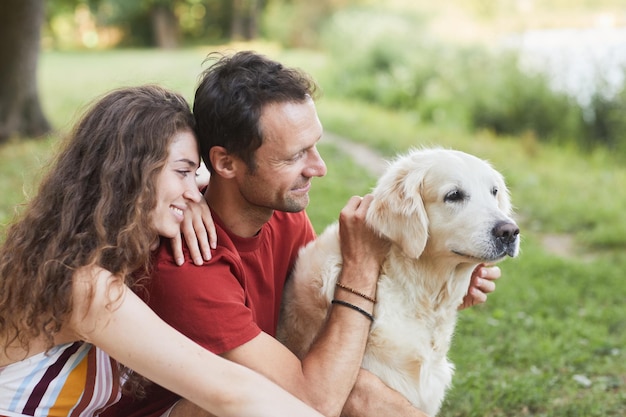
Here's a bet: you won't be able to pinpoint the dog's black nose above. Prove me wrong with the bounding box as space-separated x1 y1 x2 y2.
493 221 520 245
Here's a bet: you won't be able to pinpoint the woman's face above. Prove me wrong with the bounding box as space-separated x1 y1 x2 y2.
153 129 203 238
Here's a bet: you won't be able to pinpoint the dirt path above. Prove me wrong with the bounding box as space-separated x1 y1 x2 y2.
324 132 389 176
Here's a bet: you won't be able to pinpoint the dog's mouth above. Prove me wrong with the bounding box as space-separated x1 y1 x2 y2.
452 250 500 263
452 237 520 262
452 248 514 263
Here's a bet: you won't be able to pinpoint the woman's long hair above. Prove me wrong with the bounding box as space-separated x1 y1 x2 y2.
0 85 195 352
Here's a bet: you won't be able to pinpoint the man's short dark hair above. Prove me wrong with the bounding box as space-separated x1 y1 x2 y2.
193 50 319 172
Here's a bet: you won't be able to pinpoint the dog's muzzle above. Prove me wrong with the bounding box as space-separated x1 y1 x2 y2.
493 220 520 257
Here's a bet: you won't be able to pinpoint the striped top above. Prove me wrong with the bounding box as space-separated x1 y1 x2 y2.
0 342 121 417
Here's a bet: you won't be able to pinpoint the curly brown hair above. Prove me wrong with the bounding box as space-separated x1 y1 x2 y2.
0 85 195 354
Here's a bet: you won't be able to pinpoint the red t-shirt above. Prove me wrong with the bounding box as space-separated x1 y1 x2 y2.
103 210 316 417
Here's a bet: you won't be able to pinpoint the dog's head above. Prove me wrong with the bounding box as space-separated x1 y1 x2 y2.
366 148 519 263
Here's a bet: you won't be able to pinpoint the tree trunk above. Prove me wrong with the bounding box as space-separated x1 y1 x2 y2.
230 0 261 40
151 4 179 49
0 0 50 142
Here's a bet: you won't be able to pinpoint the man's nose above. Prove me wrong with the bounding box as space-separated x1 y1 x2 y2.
306 147 327 178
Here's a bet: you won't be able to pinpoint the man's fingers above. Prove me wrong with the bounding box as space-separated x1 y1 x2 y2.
191 218 210 264
476 277 496 294
171 233 184 266
182 217 203 266
478 265 501 281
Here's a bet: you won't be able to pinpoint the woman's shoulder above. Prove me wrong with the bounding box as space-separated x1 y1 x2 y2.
70 265 127 340
73 265 125 303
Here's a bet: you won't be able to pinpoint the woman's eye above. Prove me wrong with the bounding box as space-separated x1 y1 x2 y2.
177 170 191 177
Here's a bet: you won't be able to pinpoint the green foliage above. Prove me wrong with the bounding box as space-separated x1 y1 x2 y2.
461 50 583 141
262 0 369 48
581 87 626 155
319 7 433 110
46 0 233 47
317 7 626 157
262 0 316 48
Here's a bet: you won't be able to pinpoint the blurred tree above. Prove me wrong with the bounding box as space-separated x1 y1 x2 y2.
231 0 263 40
77 0 266 47
0 0 51 142
45 0 270 47
46 0 185 48
151 1 181 48
95 0 183 48
263 0 362 48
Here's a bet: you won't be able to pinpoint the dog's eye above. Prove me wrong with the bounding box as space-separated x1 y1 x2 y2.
491 187 498 197
444 189 466 202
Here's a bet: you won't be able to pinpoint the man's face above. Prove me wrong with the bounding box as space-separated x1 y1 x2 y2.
236 97 327 213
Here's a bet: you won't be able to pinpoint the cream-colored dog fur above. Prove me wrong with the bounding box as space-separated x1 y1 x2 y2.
278 148 520 416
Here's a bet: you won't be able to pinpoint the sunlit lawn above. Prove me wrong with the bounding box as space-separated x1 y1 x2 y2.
1 47 624 417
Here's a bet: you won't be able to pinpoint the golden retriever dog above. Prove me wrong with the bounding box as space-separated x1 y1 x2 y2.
277 148 520 416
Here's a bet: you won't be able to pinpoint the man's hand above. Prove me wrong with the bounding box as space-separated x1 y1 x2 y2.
458 264 501 310
342 369 430 417
338 195 389 281
171 196 217 266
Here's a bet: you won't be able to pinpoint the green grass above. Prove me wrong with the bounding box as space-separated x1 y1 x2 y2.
2 47 625 416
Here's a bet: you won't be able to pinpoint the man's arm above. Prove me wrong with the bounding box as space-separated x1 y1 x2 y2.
343 369 430 417
170 196 386 417
226 196 385 417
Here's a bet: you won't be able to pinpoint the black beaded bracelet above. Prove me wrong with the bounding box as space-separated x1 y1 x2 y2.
331 299 374 322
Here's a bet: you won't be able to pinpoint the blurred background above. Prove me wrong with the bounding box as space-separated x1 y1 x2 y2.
1 1 625 416
3 0 626 153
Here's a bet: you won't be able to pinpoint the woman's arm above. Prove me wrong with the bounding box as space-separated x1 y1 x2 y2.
70 267 323 417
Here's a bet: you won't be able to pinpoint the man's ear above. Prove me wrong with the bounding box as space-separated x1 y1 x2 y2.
209 146 237 178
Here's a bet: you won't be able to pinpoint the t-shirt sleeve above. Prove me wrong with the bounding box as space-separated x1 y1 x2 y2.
147 244 261 355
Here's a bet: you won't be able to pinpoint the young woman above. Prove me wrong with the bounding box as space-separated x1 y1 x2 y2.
0 85 324 417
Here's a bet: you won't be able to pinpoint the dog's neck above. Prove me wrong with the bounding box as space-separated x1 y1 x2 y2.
380 246 477 312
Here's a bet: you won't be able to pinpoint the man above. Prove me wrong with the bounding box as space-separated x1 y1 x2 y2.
107 51 500 417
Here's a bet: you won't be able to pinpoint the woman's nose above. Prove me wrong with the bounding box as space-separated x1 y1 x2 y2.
183 182 203 203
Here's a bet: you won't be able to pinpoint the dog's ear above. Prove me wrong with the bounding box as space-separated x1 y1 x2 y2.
366 161 429 259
